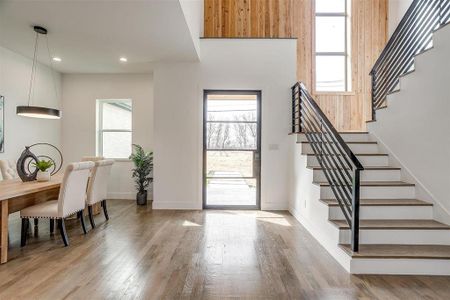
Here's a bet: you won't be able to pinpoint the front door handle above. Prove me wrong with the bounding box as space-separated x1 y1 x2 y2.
254 152 261 161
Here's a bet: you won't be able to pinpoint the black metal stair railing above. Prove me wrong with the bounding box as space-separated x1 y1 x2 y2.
370 0 450 120
292 82 364 252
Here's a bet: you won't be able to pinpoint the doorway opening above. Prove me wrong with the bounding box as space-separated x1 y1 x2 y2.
203 90 261 209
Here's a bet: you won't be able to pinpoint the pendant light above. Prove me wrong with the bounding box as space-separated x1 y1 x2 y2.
16 26 61 119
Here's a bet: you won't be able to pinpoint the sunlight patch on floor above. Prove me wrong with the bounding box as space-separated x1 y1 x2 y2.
223 210 292 226
182 220 202 227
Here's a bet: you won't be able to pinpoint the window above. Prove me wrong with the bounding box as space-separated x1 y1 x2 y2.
96 99 132 159
315 0 351 92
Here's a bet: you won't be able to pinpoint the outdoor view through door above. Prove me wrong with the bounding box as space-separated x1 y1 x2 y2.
203 91 261 209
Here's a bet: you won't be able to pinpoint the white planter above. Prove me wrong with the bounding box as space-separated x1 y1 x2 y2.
36 170 51 182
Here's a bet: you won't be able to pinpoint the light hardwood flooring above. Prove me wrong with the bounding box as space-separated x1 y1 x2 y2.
0 200 449 299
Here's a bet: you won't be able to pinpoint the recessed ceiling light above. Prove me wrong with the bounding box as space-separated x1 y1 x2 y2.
52 57 62 62
119 57 127 62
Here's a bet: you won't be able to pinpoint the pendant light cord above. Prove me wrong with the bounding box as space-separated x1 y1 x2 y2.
27 32 39 106
45 34 59 108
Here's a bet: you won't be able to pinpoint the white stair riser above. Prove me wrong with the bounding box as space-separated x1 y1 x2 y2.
350 259 450 276
302 143 380 154
307 155 389 167
320 186 415 199
329 206 433 220
313 169 401 182
339 229 450 245
297 133 374 143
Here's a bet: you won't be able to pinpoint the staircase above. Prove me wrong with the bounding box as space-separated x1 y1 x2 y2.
294 131 450 275
289 0 450 275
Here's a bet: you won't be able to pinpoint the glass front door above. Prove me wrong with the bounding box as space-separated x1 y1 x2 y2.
203 91 261 209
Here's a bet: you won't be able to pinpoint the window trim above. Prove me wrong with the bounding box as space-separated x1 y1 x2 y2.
314 0 351 93
96 99 133 159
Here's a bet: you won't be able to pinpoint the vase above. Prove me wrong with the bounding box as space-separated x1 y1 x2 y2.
136 191 147 205
36 170 51 182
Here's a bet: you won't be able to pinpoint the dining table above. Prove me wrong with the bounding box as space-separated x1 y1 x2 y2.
0 174 63 264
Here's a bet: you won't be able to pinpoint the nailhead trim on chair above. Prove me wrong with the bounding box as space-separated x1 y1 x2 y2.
20 209 84 219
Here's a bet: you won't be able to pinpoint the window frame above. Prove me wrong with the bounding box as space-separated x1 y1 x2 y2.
96 99 133 160
314 0 352 93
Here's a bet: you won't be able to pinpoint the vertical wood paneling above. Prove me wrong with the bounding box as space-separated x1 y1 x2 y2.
204 0 388 131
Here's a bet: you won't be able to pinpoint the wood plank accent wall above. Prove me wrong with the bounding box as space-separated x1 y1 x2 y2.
204 0 388 131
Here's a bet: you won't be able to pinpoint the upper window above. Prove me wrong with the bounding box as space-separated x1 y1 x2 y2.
96 99 132 159
315 0 351 92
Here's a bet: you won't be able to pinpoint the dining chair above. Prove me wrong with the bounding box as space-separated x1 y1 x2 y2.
81 156 104 162
0 159 18 180
20 161 94 247
86 160 114 228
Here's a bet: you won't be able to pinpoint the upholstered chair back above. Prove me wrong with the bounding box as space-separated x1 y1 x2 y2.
0 159 18 180
87 160 113 206
81 156 104 162
57 161 94 218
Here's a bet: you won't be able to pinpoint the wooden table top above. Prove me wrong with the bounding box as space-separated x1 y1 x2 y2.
0 174 63 201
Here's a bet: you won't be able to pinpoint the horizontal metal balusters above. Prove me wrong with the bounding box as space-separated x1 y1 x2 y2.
441 1 450 24
370 0 450 119
291 82 363 252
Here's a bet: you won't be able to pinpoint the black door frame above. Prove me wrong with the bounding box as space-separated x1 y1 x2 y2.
203 90 262 210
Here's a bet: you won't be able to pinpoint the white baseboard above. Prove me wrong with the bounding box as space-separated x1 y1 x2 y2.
107 192 153 201
152 201 202 210
261 202 289 211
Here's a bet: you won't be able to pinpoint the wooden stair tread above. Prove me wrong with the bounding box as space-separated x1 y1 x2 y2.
339 244 450 259
300 141 377 144
308 166 400 171
313 181 415 187
298 132 369 134
306 153 387 156
331 219 450 230
338 132 369 134
321 198 432 207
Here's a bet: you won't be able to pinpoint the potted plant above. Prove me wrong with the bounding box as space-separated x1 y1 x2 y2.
129 144 153 205
32 159 54 182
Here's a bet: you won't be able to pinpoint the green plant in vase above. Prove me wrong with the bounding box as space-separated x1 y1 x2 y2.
32 159 54 182
129 144 153 205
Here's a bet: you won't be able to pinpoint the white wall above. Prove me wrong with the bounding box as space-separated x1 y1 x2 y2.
61 74 153 199
153 39 297 210
0 46 61 163
388 0 413 36
368 25 450 223
179 0 203 57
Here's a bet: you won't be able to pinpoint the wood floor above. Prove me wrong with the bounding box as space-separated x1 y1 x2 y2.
0 200 449 299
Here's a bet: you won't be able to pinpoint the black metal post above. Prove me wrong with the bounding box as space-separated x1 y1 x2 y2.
298 89 303 133
291 86 296 133
351 169 361 252
371 72 377 122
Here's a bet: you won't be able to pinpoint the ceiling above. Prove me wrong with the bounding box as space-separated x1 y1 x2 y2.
0 0 200 74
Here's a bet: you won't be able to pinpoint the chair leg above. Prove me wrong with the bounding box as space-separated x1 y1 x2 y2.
50 219 55 234
21 218 29 247
78 211 87 234
88 206 95 229
102 200 109 221
57 219 69 247
34 218 39 226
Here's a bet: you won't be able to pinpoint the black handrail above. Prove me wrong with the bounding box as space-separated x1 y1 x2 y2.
370 0 450 120
292 82 363 252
